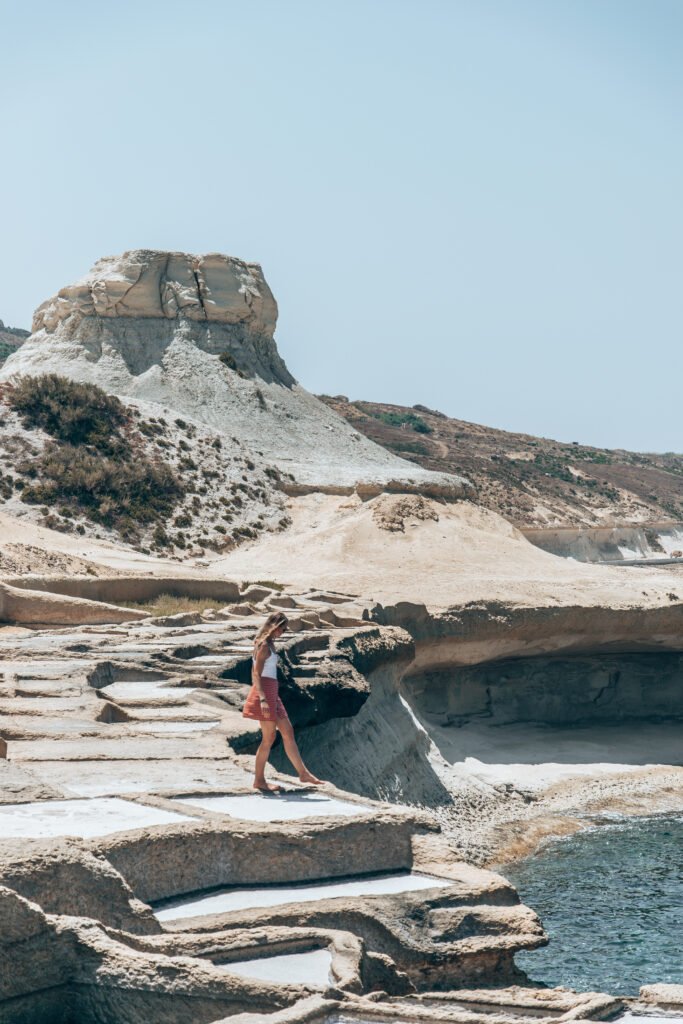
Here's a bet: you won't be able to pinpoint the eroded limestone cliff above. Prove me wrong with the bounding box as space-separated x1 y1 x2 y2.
1 251 466 498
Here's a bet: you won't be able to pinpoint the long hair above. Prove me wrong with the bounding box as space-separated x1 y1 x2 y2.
253 611 288 650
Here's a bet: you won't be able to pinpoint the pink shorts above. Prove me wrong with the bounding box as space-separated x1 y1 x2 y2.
242 676 289 722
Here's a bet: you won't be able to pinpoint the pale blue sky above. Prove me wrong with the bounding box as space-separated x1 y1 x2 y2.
2 0 682 451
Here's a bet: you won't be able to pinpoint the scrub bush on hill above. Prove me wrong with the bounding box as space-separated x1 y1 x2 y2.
19 445 183 533
354 402 433 434
9 374 185 539
9 373 128 454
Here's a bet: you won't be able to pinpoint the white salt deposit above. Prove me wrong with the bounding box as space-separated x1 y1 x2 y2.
0 797 196 839
155 872 450 921
171 791 372 821
219 948 333 987
134 721 220 734
186 656 229 664
618 1016 683 1024
101 681 196 701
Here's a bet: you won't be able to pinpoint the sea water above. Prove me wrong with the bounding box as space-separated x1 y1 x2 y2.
507 814 683 996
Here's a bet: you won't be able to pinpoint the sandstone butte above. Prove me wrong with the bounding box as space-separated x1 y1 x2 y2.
0 250 681 1024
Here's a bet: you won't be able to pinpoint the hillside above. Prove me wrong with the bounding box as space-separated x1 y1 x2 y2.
0 374 289 556
0 318 28 363
318 396 683 528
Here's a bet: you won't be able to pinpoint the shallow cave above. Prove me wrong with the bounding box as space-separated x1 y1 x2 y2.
403 651 683 767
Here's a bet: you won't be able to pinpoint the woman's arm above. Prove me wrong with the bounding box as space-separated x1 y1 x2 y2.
252 643 270 709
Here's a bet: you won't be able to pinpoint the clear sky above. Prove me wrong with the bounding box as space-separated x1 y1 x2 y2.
2 0 682 452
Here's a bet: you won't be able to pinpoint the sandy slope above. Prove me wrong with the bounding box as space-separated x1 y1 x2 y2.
211 492 683 610
3 491 681 616
0 511 200 577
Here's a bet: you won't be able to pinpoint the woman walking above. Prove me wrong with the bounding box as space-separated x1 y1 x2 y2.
242 611 324 791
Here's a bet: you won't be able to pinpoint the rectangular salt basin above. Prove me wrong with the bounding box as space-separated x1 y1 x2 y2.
155 872 451 921
618 1017 683 1024
220 948 333 987
101 681 196 701
0 797 196 839
134 722 220 734
397 999 565 1019
171 791 373 821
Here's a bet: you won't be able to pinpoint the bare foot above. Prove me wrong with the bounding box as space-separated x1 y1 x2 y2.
298 770 326 785
253 781 282 793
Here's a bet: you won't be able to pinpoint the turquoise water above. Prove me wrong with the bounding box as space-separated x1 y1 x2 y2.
507 815 683 996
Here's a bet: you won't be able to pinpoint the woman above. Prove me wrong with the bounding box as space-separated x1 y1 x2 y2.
242 611 324 791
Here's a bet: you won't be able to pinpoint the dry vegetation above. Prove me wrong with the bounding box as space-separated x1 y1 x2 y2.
0 375 290 555
8 375 186 540
319 395 683 528
117 594 228 616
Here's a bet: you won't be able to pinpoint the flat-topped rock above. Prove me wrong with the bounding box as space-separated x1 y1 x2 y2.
1 250 467 497
31 250 281 353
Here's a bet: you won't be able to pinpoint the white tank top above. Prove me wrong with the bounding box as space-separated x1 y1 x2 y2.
260 644 278 678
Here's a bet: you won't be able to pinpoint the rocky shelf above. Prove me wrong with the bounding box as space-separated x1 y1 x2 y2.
1 581 682 1023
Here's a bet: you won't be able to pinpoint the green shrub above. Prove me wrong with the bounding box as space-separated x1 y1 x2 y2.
152 525 170 547
18 443 184 534
9 374 128 454
371 409 433 434
390 439 430 457
139 421 164 438
0 472 13 499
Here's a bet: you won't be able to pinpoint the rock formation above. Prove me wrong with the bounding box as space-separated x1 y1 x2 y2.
30 251 289 384
1 251 467 498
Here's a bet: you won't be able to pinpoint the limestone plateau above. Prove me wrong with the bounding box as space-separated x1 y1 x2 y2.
1 250 683 1024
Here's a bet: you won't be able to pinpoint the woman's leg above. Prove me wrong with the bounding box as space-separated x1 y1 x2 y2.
276 717 325 785
254 720 279 791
